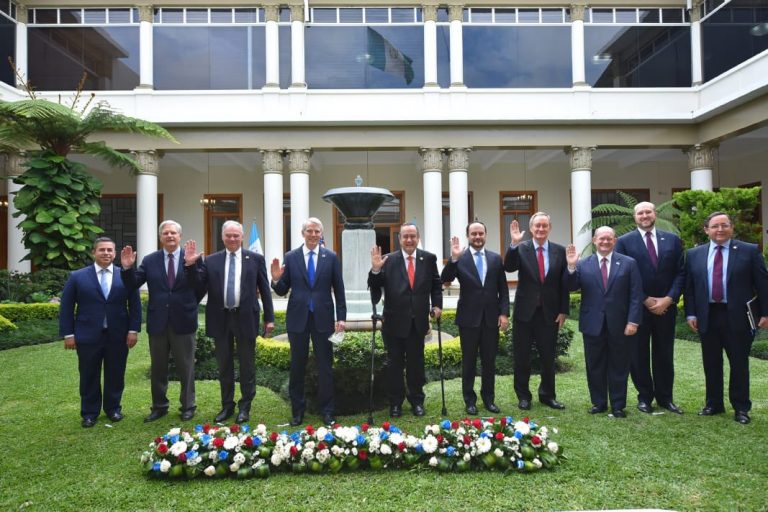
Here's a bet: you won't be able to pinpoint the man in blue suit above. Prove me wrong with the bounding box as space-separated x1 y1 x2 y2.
185 221 274 424
60 237 141 428
121 220 206 423
566 226 644 417
270 217 346 426
615 202 685 415
684 211 768 424
441 222 508 415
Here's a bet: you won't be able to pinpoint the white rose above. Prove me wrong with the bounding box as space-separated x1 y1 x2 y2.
159 460 171 473
514 421 531 436
380 444 392 456
223 437 238 451
271 453 282 466
140 452 150 463
204 465 216 477
494 448 504 458
429 456 438 467
389 433 403 446
229 463 240 472
302 448 314 462
170 441 188 457
234 453 246 464
316 450 329 464
422 435 438 454
547 442 559 453
168 428 181 437
316 427 328 440
463 453 471 462
533 458 543 468
209 451 218 462
476 437 491 454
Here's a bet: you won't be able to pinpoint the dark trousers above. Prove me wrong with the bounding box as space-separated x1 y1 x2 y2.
76 330 129 420
148 328 196 413
631 308 676 405
383 320 426 407
215 310 257 413
513 308 558 402
459 320 498 406
583 322 632 411
288 313 334 416
700 304 752 412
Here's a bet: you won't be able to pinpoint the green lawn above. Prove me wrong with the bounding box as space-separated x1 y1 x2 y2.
1 323 766 511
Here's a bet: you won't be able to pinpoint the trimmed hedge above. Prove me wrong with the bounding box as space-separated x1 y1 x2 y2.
0 314 17 332
0 303 60 322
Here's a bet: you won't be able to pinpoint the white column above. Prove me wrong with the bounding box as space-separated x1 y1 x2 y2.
4 152 31 273
448 4 464 87
423 4 438 87
264 4 280 88
571 4 587 86
14 7 27 86
420 148 444 263
288 149 311 250
568 147 594 254
686 144 716 191
290 3 306 88
262 150 285 263
447 148 470 245
690 5 703 85
133 151 159 263
137 5 153 88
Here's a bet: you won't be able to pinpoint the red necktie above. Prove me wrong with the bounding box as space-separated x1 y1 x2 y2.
537 246 546 283
167 253 176 289
712 245 724 302
645 231 658 268
407 255 415 289
601 257 608 289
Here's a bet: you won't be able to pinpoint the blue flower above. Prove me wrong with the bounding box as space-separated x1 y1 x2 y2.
480 432 489 438
356 435 366 445
514 431 523 440
290 432 300 443
200 434 211 445
194 424 203 433
529 422 537 429
242 425 250 433
324 433 334 442
415 443 424 453
170 435 180 444
446 446 456 457
152 462 161 471
505 416 513 424
441 420 451 429
186 450 198 460
517 460 525 469
219 450 229 460
379 431 389 441
390 426 401 434
253 437 262 447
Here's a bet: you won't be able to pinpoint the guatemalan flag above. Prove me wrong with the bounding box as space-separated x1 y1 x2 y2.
248 221 263 255
366 27 415 85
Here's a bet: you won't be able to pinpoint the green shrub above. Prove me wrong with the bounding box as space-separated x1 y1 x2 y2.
424 337 462 367
0 314 17 333
499 322 575 372
0 269 70 303
569 293 581 316
0 318 60 350
256 337 291 370
673 187 762 248
0 303 60 322
751 340 768 360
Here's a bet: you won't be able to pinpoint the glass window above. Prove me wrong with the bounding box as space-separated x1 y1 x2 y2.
639 9 660 24
702 1 768 81
365 8 388 23
211 9 233 23
234 9 258 23
339 8 362 23
437 7 449 23
591 189 650 209
0 15 15 86
463 26 571 87
186 9 208 24
312 8 337 23
35 9 57 24
59 9 81 24
391 8 416 23
500 192 536 249
518 9 540 23
585 26 691 87
471 8 492 23
161 9 183 23
306 26 423 88
83 9 107 24
615 9 637 24
28 27 140 90
278 25 292 88
436 25 450 87
541 8 564 23
495 9 516 23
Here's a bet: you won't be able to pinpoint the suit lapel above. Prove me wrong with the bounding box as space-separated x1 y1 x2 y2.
462 249 482 286
239 251 251 296
314 247 329 287
297 247 310 287
413 249 425 287
89 266 105 299
606 254 623 293
726 241 738 283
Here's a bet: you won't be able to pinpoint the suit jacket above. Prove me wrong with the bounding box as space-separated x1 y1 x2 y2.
59 264 142 343
368 249 443 338
188 249 275 340
504 241 570 322
684 240 768 335
615 229 685 302
567 252 644 338
441 249 509 328
272 246 346 333
122 249 206 336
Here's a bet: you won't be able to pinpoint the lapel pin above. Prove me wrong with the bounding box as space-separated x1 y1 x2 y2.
419 257 424 261
616 261 621 266
660 237 665 241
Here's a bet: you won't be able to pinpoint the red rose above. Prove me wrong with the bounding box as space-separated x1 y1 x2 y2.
495 432 504 440
436 435 444 444
213 437 224 448
523 417 529 423
531 435 542 446
154 437 162 444
157 443 168 454
361 423 370 432
359 450 368 460
306 425 315 435
500 417 507 426
177 452 187 462
269 432 278 442
290 446 298 456
244 437 254 447
462 419 471 425
398 442 406 452
333 422 340 428
382 421 391 431
230 424 240 433
451 421 459 430
488 417 495 423
318 442 326 451
472 419 482 429
463 435 471 445
203 423 211 434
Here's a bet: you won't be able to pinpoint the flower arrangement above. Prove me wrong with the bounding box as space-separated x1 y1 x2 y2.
141 416 564 479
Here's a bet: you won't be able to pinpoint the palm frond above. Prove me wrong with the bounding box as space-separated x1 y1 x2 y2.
78 141 141 172
81 102 177 143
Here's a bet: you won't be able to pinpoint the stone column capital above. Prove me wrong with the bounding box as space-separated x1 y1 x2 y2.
570 4 586 22
419 148 444 172
689 1 702 22
448 4 464 22
261 150 285 174
289 3 304 22
136 5 154 23
422 4 439 22
263 4 280 23
685 144 718 170
131 150 159 175
2 151 28 177
567 146 595 170
287 149 312 174
15 5 28 23
447 148 471 171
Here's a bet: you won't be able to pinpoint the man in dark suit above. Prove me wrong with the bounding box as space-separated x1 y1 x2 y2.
60 237 142 428
441 221 508 415
185 220 274 424
270 217 346 426
566 226 644 417
368 223 443 418
121 220 205 423
615 201 685 415
504 213 570 411
684 211 768 424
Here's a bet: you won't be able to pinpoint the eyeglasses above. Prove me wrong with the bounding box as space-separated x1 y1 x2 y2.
708 223 732 229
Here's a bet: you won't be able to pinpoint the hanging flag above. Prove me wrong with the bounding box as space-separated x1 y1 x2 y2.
249 221 263 255
366 27 414 85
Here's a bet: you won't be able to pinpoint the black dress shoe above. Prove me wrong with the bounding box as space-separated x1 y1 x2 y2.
236 411 249 423
81 417 97 428
485 403 501 414
611 409 627 418
734 411 751 424
144 410 168 423
637 401 653 414
589 405 608 414
659 402 683 415
289 414 303 427
466 404 478 415
698 406 725 416
518 399 532 411
107 411 124 422
323 414 336 425
214 408 234 423
412 404 425 417
540 399 565 410
180 410 195 421
389 405 402 418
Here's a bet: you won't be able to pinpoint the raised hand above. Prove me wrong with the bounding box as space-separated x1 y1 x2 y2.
449 236 464 261
565 244 578 268
371 245 388 272
120 246 136 268
509 219 525 246
183 240 203 266
270 258 284 282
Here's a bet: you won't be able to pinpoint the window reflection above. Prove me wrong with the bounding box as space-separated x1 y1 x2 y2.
0 16 14 86
702 2 768 81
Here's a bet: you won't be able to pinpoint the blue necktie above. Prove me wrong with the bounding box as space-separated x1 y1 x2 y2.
100 268 109 328
226 252 236 308
475 251 484 285
308 250 315 312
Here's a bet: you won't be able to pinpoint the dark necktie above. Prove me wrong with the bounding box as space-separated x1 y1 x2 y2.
308 251 315 312
645 231 658 268
712 245 724 302
407 255 415 289
601 257 608 290
226 252 236 308
475 251 484 285
167 253 176 289
537 246 546 283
